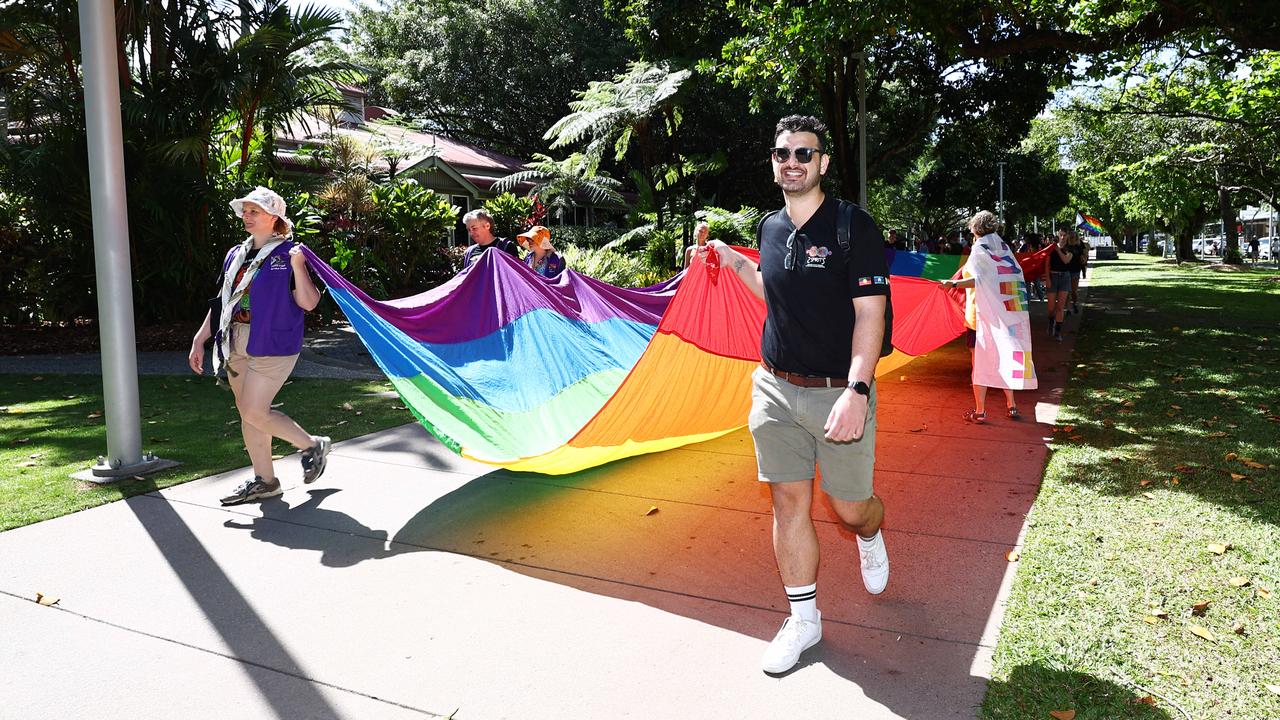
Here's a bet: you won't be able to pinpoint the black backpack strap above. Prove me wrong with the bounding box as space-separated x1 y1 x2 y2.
835 199 893 358
836 200 853 253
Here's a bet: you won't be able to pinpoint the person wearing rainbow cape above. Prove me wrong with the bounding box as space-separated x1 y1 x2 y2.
940 210 1039 423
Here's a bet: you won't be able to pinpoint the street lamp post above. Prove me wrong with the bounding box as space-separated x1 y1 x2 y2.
996 161 1006 227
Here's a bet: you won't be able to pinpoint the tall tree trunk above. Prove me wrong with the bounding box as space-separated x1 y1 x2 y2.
238 99 258 181
1218 167 1240 263
1177 226 1194 263
114 4 132 92
816 55 855 202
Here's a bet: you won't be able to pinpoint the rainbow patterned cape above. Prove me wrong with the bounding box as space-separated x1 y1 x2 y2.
302 246 968 475
958 234 1038 390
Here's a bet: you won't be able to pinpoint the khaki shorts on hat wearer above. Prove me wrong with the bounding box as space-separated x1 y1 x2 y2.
226 322 299 388
747 366 877 502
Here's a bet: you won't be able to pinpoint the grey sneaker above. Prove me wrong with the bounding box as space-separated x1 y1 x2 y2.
220 477 282 506
761 612 822 674
300 436 331 484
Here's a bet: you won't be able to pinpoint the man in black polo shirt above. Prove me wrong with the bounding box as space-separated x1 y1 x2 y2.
697 115 891 675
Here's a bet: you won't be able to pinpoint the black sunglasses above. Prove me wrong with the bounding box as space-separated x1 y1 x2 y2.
784 230 806 271
770 146 822 163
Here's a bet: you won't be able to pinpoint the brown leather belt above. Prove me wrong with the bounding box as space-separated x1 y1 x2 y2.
760 361 847 388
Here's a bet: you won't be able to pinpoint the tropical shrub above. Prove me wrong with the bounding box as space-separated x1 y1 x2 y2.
556 244 663 287
483 192 535 238
369 180 459 294
548 225 624 249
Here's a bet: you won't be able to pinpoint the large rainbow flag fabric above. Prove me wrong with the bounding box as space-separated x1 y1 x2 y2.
301 246 974 475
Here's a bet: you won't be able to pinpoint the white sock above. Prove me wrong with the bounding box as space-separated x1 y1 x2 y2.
858 531 882 550
785 583 818 622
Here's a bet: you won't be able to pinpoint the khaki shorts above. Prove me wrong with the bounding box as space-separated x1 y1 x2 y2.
227 322 299 385
748 366 877 501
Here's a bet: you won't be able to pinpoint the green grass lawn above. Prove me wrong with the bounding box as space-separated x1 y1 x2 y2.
982 256 1280 719
1 374 412 532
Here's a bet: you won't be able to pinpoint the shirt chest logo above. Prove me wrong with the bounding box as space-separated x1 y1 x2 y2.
804 245 832 268
268 255 289 270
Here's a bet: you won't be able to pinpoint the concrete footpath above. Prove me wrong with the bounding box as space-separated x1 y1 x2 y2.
0 303 1085 720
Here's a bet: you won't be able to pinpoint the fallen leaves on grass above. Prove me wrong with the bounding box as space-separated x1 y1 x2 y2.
1225 452 1238 461
1191 600 1211 616
1242 459 1267 469
1230 473 1248 481
1229 577 1251 587
1266 684 1280 696
1206 431 1228 438
1189 625 1215 642
1258 588 1272 600
17 460 37 467
1005 549 1020 562
1233 623 1246 635
1049 711 1076 720
87 410 102 419
1207 542 1231 555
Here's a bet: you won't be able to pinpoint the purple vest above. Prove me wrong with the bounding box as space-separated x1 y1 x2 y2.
222 241 305 356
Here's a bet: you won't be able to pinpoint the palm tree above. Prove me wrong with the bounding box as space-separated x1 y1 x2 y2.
544 60 690 172
493 153 623 225
543 60 691 228
228 1 360 179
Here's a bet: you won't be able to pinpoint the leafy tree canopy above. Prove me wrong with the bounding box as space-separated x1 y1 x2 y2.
335 0 632 158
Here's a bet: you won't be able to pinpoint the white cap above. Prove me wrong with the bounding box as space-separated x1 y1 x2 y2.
229 186 293 232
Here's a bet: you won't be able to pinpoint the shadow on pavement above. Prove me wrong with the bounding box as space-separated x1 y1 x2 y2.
223 488 395 567
124 485 345 720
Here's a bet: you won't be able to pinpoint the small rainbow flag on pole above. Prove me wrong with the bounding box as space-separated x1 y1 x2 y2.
1076 211 1107 236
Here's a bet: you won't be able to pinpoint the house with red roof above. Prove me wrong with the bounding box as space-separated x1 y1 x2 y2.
276 85 616 243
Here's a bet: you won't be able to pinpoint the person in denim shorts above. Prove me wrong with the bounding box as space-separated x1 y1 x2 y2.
1046 228 1077 340
696 115 890 675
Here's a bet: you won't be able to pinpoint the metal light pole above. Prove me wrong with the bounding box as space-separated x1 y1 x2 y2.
996 161 1006 226
77 0 171 480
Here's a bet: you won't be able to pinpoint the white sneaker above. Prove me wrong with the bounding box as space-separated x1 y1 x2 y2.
858 531 890 595
761 612 822 674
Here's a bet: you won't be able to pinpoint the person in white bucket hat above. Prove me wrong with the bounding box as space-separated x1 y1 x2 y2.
188 186 332 505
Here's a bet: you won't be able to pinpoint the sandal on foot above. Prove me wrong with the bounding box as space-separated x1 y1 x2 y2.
1007 406 1021 420
963 410 987 424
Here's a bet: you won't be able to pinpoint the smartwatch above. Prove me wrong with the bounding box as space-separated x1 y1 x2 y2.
847 380 871 397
